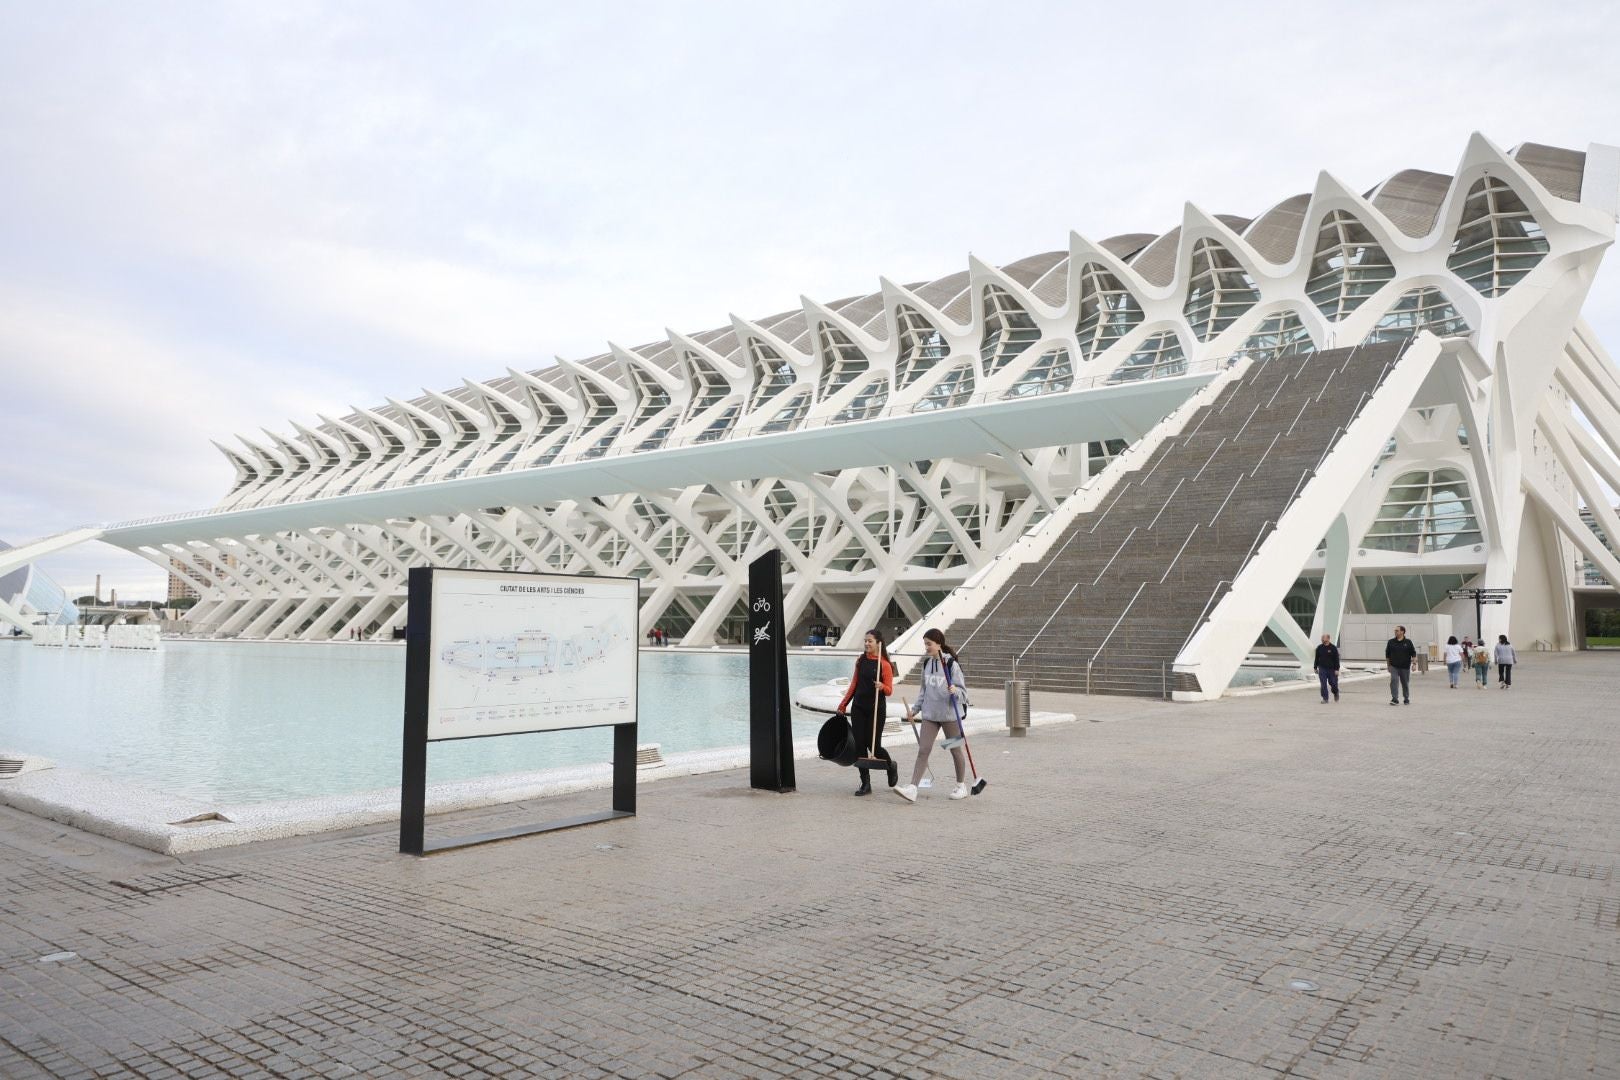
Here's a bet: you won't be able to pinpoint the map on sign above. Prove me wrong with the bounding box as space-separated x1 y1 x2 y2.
426 569 638 741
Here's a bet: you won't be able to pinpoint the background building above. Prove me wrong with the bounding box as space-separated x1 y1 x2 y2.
8 135 1620 696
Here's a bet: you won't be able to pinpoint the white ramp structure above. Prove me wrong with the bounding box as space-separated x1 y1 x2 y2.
18 134 1620 697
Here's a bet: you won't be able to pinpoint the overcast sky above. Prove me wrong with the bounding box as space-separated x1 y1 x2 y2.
3 1 1618 598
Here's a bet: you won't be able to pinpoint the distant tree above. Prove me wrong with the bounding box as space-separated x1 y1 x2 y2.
170 597 199 611
73 594 99 606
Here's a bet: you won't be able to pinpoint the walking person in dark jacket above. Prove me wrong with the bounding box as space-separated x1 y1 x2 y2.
1313 634 1341 704
1386 625 1417 706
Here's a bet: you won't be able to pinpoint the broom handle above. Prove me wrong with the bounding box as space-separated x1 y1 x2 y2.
870 659 880 758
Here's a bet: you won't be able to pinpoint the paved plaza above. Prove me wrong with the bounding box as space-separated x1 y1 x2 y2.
2 651 1617 1079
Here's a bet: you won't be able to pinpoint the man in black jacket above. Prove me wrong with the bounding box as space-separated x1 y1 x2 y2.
1385 625 1418 706
1313 634 1341 704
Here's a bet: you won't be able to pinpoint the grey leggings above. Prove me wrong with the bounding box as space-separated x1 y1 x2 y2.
910 719 968 785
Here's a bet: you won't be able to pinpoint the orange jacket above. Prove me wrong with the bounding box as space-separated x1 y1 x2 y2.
837 655 894 713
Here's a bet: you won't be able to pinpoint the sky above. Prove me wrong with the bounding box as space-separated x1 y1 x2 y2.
3 1 1619 599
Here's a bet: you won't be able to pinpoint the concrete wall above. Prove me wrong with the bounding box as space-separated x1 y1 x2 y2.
1339 613 1453 662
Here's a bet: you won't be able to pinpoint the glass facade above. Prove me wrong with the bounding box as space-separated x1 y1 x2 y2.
748 340 795 410
1448 177 1550 297
895 306 950 389
1355 573 1476 614
1109 330 1187 383
1364 287 1471 344
682 353 731 423
1237 310 1314 363
1074 263 1143 360
1306 211 1395 321
816 325 870 400
832 377 890 424
979 286 1042 375
1004 346 1073 398
1183 239 1259 341
912 362 975 412
1363 468 1482 553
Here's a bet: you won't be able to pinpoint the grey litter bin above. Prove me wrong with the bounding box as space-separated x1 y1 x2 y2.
1004 679 1030 738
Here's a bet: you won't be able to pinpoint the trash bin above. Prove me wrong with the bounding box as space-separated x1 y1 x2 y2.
1004 679 1030 738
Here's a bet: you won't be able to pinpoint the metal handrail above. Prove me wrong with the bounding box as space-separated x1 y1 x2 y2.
1029 531 1084 588
1018 579 1083 663
1284 467 1314 507
1208 474 1244 528
1179 578 1233 653
1312 427 1345 473
1314 365 1339 403
1147 478 1184 531
1158 525 1200 584
1088 481 1134 534
1191 437 1226 481
959 585 1022 650
1284 401 1311 438
1090 581 1147 664
1234 519 1276 580
1234 402 1263 440
1248 432 1282 479
1091 527 1138 585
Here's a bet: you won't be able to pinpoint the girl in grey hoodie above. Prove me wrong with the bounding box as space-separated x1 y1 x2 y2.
894 628 970 803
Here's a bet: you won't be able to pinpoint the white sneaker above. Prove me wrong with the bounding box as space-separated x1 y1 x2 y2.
949 783 969 800
894 784 918 803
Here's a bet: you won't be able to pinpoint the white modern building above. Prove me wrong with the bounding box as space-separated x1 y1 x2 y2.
7 134 1620 697
0 541 79 632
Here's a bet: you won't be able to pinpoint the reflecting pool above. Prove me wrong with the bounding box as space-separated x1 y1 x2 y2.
0 641 850 804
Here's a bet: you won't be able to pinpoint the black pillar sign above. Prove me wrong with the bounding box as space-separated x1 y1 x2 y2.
748 550 795 792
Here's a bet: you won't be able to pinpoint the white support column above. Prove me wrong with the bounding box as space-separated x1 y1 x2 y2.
1266 604 1313 665
1309 514 1354 644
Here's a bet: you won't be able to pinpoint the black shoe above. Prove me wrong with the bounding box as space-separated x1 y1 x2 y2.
1390 700 1399 706
886 762 899 788
854 775 872 796
1403 700 1410 705
1333 694 1339 702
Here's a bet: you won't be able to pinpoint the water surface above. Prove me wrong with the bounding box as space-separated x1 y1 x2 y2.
0 641 850 803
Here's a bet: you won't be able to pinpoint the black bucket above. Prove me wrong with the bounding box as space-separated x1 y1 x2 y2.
817 715 861 767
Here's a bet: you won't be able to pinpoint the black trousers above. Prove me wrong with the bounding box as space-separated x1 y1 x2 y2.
852 705 893 784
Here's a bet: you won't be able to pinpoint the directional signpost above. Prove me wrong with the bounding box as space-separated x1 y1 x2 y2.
1447 587 1512 642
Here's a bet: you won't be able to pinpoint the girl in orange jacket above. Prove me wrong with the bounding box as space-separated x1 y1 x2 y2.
836 629 896 795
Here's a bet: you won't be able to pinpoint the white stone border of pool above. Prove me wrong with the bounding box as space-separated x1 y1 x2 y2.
0 685 1074 855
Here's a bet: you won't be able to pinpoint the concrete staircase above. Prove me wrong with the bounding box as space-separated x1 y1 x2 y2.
946 340 1409 696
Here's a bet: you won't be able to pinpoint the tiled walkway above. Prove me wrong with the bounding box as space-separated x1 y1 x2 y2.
2 652 1617 1078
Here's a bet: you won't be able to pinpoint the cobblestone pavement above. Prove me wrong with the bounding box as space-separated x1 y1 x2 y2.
2 652 1617 1079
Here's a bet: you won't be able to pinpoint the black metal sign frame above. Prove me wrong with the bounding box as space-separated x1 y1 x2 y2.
400 565 638 856
1446 586 1513 643
748 550 795 792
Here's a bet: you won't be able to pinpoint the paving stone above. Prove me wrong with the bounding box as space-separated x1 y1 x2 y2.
0 652 1617 1076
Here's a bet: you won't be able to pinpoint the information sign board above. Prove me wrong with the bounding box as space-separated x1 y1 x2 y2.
400 566 640 855
427 569 637 741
